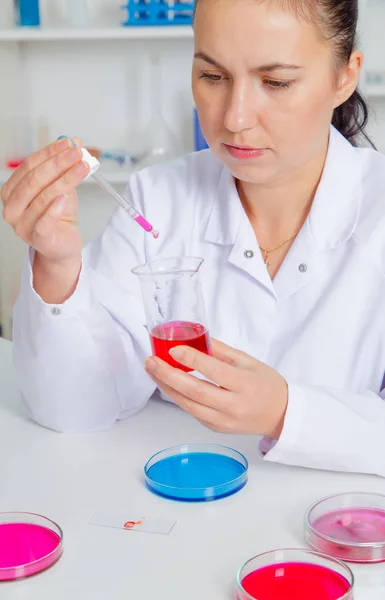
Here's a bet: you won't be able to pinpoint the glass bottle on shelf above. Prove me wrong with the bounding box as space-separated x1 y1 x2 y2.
139 52 181 167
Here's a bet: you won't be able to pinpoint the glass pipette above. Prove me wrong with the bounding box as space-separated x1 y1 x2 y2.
57 137 158 238
81 148 159 239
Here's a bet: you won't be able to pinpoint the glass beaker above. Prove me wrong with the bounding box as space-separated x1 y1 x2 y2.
132 257 211 372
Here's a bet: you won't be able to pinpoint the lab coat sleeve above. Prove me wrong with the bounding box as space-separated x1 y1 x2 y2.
12 175 157 433
263 379 385 477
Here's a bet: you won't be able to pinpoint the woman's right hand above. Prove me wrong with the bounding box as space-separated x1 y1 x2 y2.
0 137 89 264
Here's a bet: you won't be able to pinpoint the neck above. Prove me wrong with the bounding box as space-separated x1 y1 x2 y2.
236 135 329 246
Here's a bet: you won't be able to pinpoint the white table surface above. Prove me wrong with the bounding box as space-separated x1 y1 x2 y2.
1 337 385 599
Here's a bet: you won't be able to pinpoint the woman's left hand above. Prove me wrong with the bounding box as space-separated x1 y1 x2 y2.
144 339 288 439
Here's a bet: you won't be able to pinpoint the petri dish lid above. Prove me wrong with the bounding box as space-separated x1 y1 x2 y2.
144 443 248 502
0 512 63 581
305 492 385 563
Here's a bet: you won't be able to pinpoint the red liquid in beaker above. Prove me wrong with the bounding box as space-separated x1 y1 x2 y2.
150 321 211 372
241 562 350 600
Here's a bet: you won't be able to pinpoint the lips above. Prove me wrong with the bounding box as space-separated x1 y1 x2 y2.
224 144 267 160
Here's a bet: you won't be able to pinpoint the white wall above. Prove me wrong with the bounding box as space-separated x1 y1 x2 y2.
360 0 385 150
0 37 195 160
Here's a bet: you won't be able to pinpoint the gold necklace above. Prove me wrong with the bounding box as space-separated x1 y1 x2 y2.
259 232 298 267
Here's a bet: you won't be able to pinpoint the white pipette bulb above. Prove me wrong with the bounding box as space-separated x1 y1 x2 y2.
81 148 101 178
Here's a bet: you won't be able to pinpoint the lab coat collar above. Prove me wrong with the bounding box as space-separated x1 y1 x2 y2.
204 165 243 245
204 126 361 253
307 126 361 252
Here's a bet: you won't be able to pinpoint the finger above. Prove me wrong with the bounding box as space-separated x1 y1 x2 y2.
210 338 260 371
15 193 69 241
71 136 84 147
145 356 234 409
57 135 83 148
32 195 69 239
168 345 247 391
1 138 72 202
149 373 227 429
4 147 85 226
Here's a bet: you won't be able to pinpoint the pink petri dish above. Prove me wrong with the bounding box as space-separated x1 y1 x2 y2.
236 548 354 600
0 512 63 581
305 493 385 563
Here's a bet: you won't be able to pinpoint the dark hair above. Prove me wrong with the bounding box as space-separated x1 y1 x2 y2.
194 0 374 148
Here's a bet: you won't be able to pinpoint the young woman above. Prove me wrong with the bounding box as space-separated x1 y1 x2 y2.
2 0 385 478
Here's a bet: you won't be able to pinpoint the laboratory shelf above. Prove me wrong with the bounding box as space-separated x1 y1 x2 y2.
0 26 193 42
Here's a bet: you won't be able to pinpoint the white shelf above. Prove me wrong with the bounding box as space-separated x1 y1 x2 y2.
0 26 193 42
0 169 131 185
366 85 385 98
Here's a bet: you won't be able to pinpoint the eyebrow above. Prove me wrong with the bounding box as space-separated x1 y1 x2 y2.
194 52 303 72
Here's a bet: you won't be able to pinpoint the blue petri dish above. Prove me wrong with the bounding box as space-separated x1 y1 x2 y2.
144 443 248 502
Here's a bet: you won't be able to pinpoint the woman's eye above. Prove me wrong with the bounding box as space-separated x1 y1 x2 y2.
200 73 224 84
265 80 292 90
198 73 293 89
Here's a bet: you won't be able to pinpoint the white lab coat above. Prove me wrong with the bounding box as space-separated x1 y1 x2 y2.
13 126 385 477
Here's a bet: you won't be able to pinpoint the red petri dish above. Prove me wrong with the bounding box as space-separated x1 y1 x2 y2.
236 549 354 600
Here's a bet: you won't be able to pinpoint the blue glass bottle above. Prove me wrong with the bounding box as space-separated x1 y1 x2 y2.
15 0 41 27
194 108 209 151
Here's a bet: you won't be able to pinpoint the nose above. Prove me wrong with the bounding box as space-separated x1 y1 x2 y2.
224 80 259 133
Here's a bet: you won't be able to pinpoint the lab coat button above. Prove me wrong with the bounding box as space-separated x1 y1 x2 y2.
298 263 308 273
51 307 61 316
244 250 254 259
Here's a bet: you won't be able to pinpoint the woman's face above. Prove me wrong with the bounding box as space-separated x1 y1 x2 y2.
192 0 352 184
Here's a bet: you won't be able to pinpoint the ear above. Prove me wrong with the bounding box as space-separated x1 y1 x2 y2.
333 50 363 109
